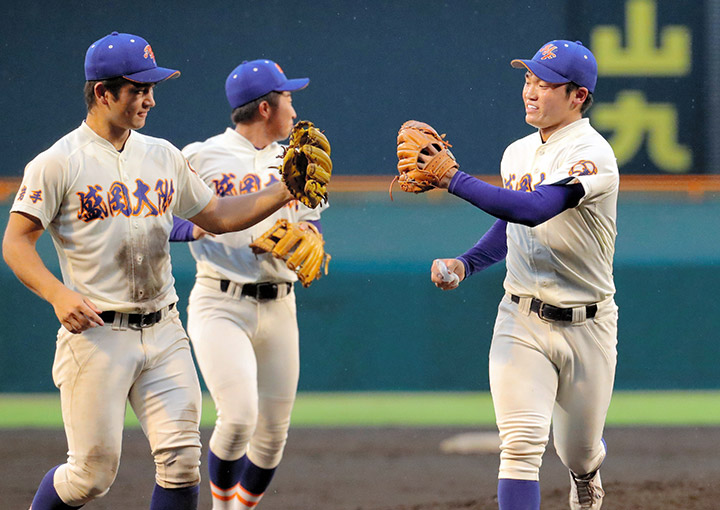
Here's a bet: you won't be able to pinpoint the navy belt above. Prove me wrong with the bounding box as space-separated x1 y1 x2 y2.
511 295 597 322
100 303 174 328
220 280 292 300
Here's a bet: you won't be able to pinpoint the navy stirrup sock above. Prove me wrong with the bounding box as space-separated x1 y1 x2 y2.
207 449 244 489
239 455 277 495
149 484 199 510
497 478 540 510
31 465 84 510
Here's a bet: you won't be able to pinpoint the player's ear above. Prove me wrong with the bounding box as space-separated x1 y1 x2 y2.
573 86 589 106
94 82 110 106
257 100 272 121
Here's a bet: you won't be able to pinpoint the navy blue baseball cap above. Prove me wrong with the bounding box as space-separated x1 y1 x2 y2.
511 40 597 93
84 32 180 83
225 59 309 109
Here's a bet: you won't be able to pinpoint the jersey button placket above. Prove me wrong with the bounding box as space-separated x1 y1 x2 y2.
119 155 141 303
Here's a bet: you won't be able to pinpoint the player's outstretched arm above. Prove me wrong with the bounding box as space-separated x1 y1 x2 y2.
189 182 293 234
448 172 585 226
431 258 465 291
2 212 104 333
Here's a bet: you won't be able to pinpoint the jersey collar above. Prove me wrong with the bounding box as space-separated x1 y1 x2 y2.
541 118 590 145
224 127 279 153
80 121 136 154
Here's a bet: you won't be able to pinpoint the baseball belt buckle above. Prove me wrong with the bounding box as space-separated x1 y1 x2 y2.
256 283 279 300
139 311 160 328
537 301 551 321
537 300 563 322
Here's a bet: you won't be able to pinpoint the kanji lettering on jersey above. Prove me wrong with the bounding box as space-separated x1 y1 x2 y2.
77 179 175 223
211 173 237 197
29 190 43 203
156 179 175 213
132 179 159 217
239 175 261 194
503 172 546 192
77 185 109 221
108 182 133 217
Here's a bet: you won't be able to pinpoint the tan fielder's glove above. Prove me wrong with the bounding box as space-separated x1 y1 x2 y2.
249 219 330 287
280 120 332 208
391 120 457 197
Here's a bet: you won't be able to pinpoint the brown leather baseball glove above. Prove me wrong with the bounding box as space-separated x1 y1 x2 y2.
249 219 330 287
280 120 332 208
391 120 458 197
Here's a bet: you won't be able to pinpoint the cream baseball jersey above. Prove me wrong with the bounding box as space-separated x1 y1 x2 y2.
11 122 214 313
182 128 324 284
500 118 619 307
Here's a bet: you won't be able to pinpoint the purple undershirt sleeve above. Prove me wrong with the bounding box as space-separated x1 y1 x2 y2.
448 171 585 227
169 216 197 242
457 219 508 278
307 219 322 233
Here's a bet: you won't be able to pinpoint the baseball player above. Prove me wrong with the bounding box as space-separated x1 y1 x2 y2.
427 40 618 510
2 33 295 510
171 59 325 509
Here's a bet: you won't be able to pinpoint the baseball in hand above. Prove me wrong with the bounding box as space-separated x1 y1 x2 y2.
435 259 460 285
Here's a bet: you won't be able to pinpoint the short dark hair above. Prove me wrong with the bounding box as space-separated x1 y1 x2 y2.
84 77 133 112
230 90 281 125
565 82 593 115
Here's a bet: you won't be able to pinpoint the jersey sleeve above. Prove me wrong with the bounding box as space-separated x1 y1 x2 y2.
554 142 619 205
10 150 67 229
172 152 214 219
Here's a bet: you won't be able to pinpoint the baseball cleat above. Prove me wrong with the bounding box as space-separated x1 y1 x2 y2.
569 469 604 509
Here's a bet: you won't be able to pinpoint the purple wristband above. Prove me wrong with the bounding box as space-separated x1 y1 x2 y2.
169 216 196 242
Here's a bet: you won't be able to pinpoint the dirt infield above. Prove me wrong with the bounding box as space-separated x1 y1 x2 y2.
3 426 719 509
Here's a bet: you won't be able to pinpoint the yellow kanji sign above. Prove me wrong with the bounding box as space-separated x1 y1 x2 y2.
592 0 691 76
592 91 691 173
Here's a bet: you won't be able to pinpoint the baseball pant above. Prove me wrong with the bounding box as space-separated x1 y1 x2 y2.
50 309 202 506
187 281 299 469
489 294 617 480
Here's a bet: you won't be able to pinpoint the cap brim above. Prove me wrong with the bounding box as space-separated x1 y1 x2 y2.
275 77 309 92
510 59 569 85
124 67 181 84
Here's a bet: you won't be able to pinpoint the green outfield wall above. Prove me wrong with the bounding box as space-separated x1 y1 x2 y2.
1 192 718 393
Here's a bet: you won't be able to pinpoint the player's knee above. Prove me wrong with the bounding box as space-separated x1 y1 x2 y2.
497 433 547 479
214 415 257 452
557 442 605 476
154 445 202 488
249 417 291 467
61 456 119 504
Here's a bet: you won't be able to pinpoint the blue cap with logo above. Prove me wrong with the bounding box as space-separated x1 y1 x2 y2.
84 32 180 83
510 40 597 93
225 59 309 109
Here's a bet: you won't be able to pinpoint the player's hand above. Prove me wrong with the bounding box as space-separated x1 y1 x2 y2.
192 224 215 240
48 286 105 333
431 258 465 290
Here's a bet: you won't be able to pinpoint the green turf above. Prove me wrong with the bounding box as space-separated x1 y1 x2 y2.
1 391 719 428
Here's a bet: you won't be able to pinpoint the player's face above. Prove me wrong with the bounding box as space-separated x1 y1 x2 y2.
268 91 297 141
106 82 156 131
522 72 579 141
